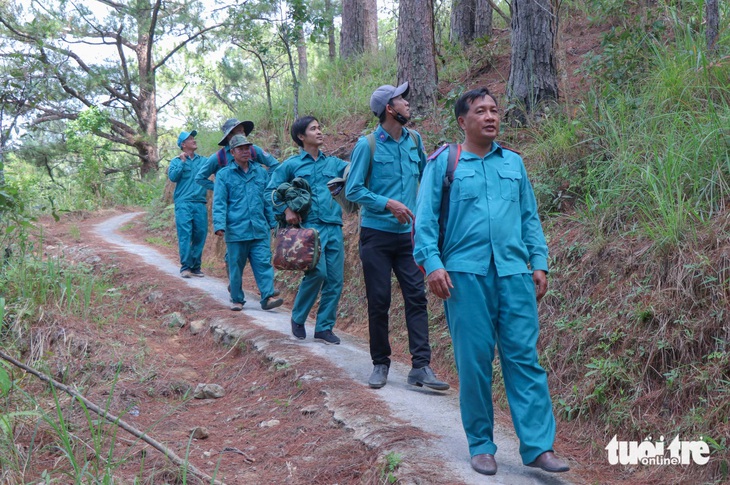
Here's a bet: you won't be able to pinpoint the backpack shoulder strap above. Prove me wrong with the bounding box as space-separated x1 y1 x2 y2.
438 143 461 249
250 145 257 160
365 133 376 188
216 148 227 168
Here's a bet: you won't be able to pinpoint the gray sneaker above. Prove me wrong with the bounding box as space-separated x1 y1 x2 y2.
407 366 449 391
368 364 389 389
180 269 192 278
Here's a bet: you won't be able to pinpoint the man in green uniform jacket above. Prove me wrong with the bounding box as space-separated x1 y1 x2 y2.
168 130 208 278
266 116 348 345
195 118 280 191
213 134 283 312
413 88 570 477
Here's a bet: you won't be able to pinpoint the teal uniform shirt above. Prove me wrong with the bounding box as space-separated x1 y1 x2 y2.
266 150 349 225
212 162 276 243
196 145 281 192
414 142 548 277
345 126 426 234
168 153 208 203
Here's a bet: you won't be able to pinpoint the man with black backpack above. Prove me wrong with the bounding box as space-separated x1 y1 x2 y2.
413 87 570 476
345 82 448 392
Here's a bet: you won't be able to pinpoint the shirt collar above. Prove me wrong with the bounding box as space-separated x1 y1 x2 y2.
299 148 324 162
375 125 408 143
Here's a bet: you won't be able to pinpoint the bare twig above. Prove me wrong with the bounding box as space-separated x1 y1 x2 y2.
0 350 225 485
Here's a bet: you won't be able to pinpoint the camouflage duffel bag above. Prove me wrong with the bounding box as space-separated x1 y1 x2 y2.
273 226 321 272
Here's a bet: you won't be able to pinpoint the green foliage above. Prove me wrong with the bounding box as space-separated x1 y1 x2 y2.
380 452 402 484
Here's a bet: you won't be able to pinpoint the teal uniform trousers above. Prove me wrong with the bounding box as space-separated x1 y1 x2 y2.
444 266 556 464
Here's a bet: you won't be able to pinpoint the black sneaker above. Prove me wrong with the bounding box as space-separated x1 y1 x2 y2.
314 329 341 345
291 319 306 340
191 269 205 277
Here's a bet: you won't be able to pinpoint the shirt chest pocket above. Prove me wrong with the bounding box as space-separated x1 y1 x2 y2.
498 169 521 201
450 169 478 201
373 156 394 178
407 151 421 178
295 168 313 185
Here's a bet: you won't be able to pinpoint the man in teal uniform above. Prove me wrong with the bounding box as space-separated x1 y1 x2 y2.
213 134 283 312
266 116 348 345
195 118 280 191
345 82 448 391
168 130 208 278
413 88 570 476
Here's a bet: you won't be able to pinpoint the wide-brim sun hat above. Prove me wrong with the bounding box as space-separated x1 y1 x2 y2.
218 118 254 146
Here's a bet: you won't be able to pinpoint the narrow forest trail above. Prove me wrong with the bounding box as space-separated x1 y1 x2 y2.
93 211 577 485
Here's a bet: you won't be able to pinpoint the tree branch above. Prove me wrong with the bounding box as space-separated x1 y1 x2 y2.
0 350 224 485
157 83 187 112
153 22 228 71
487 0 511 24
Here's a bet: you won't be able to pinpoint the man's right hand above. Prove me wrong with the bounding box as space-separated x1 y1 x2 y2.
215 230 224 237
180 152 188 162
427 269 453 300
385 199 414 224
285 208 301 226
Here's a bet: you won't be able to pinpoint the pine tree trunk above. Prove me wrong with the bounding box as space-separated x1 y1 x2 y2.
506 0 559 125
341 0 366 58
297 24 308 83
450 0 475 46
705 0 719 54
325 0 336 60
397 0 438 116
363 0 378 53
474 0 493 39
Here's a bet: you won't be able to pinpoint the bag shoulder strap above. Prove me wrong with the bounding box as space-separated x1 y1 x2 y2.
437 143 461 249
216 148 227 168
365 133 376 188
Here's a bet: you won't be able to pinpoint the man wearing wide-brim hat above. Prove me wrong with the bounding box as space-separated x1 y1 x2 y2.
194 118 280 192
168 130 208 278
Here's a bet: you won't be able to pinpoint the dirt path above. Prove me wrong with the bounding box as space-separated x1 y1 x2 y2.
92 211 576 485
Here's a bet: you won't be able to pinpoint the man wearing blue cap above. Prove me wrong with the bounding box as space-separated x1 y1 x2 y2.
345 82 448 391
168 130 208 278
194 118 280 191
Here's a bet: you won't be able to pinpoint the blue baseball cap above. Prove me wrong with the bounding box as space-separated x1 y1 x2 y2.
177 130 197 148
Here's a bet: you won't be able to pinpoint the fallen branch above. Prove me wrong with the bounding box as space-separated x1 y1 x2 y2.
0 350 224 485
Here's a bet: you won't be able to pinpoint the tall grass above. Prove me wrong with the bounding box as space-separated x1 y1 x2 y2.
530 25 729 247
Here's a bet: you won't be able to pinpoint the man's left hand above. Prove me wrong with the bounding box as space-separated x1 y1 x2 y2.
533 270 548 302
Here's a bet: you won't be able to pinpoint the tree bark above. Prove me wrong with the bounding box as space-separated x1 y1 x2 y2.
397 0 438 117
451 0 475 46
705 0 719 54
363 0 378 53
506 0 559 125
297 23 308 83
340 0 378 58
325 0 337 60
474 0 493 39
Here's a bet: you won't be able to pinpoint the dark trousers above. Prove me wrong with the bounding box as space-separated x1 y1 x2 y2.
359 227 430 368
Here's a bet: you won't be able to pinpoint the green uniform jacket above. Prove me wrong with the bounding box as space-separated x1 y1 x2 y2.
413 142 548 277
345 125 426 234
266 150 348 225
213 162 276 243
196 145 280 192
168 153 208 203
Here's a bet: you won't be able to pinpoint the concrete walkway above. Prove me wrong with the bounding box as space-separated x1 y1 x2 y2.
94 212 575 485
